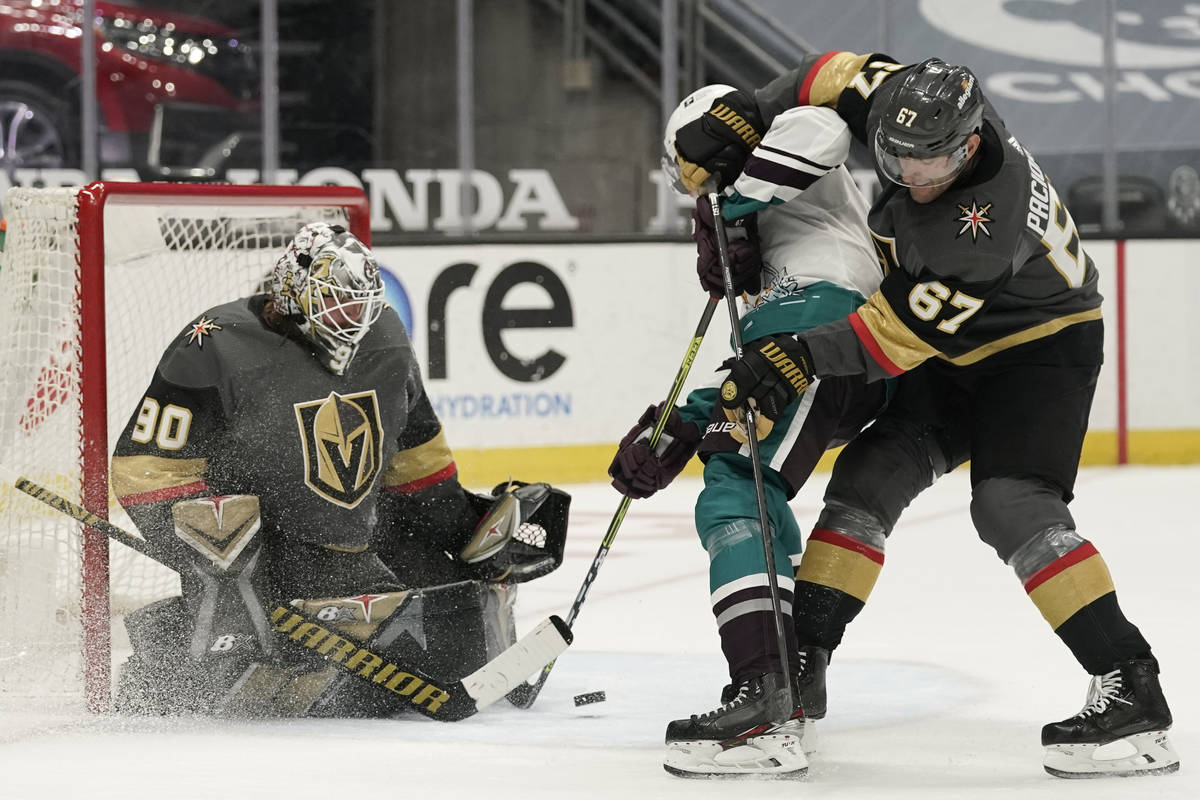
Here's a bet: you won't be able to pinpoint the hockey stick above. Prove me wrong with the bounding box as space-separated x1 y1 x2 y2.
5 470 571 722
506 295 721 709
708 190 796 722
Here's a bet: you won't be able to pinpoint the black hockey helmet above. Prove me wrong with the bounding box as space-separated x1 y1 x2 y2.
874 58 983 188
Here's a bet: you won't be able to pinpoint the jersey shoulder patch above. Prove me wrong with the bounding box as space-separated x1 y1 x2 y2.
158 299 260 388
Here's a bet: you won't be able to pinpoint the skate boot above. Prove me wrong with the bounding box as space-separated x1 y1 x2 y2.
795 645 828 720
664 672 808 779
1042 657 1179 778
719 646 827 718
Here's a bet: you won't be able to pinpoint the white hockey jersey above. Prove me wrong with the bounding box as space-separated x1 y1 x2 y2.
728 105 881 302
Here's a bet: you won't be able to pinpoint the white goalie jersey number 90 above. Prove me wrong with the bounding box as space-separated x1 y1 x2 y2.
130 397 193 450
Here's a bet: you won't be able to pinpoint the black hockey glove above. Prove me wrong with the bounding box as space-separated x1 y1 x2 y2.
720 334 815 436
609 403 702 500
672 89 764 193
692 196 763 298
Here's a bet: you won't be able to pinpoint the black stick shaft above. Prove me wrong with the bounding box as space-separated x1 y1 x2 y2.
708 191 795 720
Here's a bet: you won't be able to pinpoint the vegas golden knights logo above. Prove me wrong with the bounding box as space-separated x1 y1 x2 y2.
294 390 383 508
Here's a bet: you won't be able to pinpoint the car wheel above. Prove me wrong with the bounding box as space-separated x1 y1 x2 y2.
0 80 73 172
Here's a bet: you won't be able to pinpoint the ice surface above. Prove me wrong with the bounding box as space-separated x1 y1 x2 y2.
1 466 1195 799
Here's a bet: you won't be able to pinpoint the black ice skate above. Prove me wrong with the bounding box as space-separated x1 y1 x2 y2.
1041 657 1180 778
719 646 828 718
796 645 828 719
663 672 809 779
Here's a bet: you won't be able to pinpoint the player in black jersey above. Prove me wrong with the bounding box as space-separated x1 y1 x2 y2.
109 222 568 717
674 55 1177 777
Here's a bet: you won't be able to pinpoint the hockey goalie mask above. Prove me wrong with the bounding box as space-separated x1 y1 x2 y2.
273 222 384 375
661 83 737 196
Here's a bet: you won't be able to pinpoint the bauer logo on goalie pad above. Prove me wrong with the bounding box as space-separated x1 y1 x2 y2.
302 592 409 640
173 494 262 569
294 390 383 508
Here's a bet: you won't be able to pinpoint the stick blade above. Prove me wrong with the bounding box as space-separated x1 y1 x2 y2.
461 615 571 709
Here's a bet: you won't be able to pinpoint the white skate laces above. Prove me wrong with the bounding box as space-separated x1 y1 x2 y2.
1076 670 1132 718
696 683 754 720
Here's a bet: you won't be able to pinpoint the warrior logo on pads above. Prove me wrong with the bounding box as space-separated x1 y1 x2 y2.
294 390 383 508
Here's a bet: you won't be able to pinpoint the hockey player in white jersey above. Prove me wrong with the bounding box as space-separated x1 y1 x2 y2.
607 84 890 778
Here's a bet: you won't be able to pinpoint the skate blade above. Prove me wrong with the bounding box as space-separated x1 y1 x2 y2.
1044 730 1180 778
799 717 818 756
664 732 808 780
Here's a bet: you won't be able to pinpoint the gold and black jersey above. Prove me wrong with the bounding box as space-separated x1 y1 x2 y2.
755 52 1103 382
111 295 459 551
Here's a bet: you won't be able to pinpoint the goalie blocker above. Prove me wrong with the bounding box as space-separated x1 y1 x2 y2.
117 481 570 717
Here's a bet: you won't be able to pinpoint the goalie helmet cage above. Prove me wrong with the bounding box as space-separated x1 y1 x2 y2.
0 182 371 713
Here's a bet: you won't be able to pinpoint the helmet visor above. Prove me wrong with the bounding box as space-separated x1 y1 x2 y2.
874 129 970 189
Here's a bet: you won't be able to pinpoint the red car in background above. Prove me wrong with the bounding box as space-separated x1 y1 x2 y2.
0 0 258 177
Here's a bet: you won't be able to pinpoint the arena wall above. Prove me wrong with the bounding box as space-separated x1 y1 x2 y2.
372 240 1200 487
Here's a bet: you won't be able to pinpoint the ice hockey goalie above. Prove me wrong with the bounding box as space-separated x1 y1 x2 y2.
107 222 570 717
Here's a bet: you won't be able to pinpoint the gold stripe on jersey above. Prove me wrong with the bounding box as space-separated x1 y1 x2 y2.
803 52 873 107
111 454 206 499
937 307 1103 367
855 292 939 372
382 428 455 487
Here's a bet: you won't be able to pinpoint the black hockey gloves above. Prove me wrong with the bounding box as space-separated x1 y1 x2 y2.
673 89 763 193
692 196 763 299
609 403 702 499
720 334 815 439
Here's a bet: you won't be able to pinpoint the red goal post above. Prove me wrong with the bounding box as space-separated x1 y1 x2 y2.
0 182 370 712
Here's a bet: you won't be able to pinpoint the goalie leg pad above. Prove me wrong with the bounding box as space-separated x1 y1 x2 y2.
285 580 519 718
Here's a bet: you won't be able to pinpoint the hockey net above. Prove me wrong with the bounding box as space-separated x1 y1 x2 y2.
0 182 371 712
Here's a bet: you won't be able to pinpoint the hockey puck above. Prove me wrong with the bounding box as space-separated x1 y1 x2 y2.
573 690 606 706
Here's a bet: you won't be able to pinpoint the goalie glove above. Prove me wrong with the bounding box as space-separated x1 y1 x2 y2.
720 334 815 441
608 403 702 500
460 482 569 583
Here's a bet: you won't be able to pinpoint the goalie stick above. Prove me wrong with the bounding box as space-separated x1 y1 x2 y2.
5 469 572 721
506 295 720 708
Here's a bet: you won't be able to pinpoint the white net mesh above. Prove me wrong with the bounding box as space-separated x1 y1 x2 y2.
0 184 361 710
